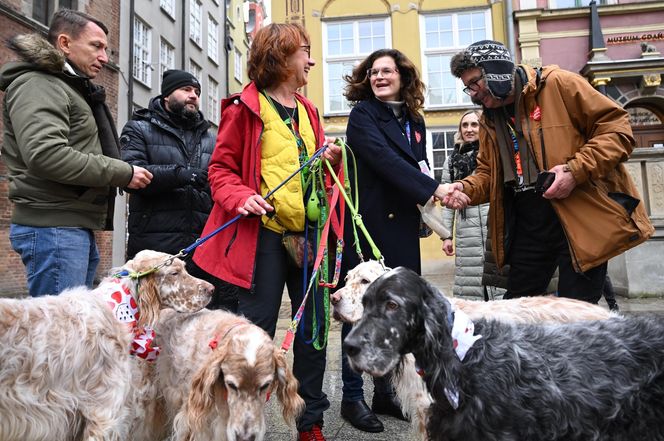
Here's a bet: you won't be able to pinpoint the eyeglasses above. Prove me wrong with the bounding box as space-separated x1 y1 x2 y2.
463 75 485 95
300 45 311 56
366 67 399 79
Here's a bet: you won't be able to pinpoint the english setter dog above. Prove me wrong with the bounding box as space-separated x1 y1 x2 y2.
153 308 305 441
344 267 664 441
0 250 213 441
331 260 612 436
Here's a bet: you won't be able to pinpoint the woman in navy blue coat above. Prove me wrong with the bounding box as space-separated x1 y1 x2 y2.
338 48 458 432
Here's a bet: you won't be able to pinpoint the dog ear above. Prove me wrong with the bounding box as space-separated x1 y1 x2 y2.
136 275 160 329
182 350 225 435
419 281 462 404
272 347 305 426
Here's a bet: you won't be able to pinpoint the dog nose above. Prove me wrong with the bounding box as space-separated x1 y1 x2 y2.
330 291 341 305
343 337 361 357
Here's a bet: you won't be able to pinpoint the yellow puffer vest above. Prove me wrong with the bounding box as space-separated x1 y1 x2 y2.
258 93 316 233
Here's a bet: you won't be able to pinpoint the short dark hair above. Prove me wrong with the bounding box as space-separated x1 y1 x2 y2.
343 48 426 119
450 51 479 78
47 9 108 45
247 23 310 90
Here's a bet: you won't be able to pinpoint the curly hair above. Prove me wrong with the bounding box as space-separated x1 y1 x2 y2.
450 50 479 78
344 49 425 119
247 23 310 90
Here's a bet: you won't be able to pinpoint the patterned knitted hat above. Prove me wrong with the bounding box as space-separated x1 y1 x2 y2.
466 40 514 99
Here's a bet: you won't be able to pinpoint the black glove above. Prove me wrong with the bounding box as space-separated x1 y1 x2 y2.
176 167 208 188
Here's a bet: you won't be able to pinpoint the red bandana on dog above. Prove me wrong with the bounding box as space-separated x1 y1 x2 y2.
95 278 160 361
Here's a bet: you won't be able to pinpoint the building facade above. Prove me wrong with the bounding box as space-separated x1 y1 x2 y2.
114 0 229 265
271 0 509 259
513 0 664 295
0 0 121 296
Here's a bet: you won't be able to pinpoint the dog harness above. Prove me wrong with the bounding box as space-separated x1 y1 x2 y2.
95 277 160 361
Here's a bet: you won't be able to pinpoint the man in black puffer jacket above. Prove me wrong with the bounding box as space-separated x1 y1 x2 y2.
121 69 237 310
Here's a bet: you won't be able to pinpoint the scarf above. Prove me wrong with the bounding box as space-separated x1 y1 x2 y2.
490 70 539 188
60 62 122 230
449 140 480 219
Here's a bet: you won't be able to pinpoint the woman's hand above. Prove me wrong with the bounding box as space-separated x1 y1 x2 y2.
322 137 342 166
435 183 470 209
238 194 274 216
442 238 454 256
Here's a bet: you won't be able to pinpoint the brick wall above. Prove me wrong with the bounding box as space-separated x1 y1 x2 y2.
0 4 121 297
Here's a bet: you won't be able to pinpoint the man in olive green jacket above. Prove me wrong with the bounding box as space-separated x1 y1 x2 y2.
0 10 152 296
445 40 653 304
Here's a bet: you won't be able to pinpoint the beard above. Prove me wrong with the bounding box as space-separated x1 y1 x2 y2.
167 99 201 123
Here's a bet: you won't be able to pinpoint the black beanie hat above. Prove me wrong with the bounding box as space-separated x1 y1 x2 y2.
161 69 201 97
466 40 514 99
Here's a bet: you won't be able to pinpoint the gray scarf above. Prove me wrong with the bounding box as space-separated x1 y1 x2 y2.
491 71 539 187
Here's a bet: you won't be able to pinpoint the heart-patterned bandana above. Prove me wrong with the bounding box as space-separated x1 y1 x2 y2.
94 277 160 361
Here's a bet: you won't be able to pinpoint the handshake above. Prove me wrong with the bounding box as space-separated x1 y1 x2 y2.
176 166 208 188
434 182 470 209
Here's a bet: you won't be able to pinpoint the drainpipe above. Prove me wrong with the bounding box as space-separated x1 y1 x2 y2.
127 0 135 121
505 0 515 56
181 1 187 69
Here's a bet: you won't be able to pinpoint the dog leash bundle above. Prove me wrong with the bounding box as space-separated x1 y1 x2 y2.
281 155 346 353
323 142 384 265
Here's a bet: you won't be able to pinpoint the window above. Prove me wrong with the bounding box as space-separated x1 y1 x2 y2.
208 77 220 123
190 0 203 46
428 130 457 182
323 18 391 114
549 0 610 7
160 0 175 17
32 0 78 26
159 38 175 85
133 17 152 86
188 59 202 82
208 15 219 63
420 10 491 108
234 48 243 82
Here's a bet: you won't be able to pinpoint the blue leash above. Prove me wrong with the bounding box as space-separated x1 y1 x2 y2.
178 145 330 257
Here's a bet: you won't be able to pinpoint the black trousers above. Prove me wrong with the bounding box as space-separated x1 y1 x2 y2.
504 189 607 303
237 227 329 431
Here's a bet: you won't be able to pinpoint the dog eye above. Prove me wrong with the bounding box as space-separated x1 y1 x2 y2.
259 382 271 392
225 382 239 391
386 300 399 311
360 278 371 284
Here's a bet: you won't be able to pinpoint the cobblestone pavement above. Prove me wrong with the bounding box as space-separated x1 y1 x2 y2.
264 258 664 440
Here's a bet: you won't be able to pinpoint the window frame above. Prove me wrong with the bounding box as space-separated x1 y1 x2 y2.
420 9 492 110
322 17 392 116
159 38 175 88
207 14 219 64
427 128 458 183
208 76 220 124
234 47 243 83
159 0 175 18
189 0 203 47
132 16 152 87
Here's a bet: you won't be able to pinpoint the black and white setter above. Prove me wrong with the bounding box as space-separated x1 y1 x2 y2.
344 267 664 441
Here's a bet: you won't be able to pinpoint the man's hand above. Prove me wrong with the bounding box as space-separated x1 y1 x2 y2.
127 166 153 189
322 137 342 166
176 167 208 187
442 238 454 256
543 164 577 200
238 194 274 216
435 182 470 210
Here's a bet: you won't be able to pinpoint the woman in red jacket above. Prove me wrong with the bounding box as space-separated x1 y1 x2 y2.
193 23 339 441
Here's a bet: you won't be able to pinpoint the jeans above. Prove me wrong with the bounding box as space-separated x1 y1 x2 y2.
9 224 99 297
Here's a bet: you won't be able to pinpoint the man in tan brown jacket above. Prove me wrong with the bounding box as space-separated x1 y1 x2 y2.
445 40 653 303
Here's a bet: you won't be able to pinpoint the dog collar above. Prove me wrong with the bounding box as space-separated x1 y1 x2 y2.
444 308 482 409
95 277 160 361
